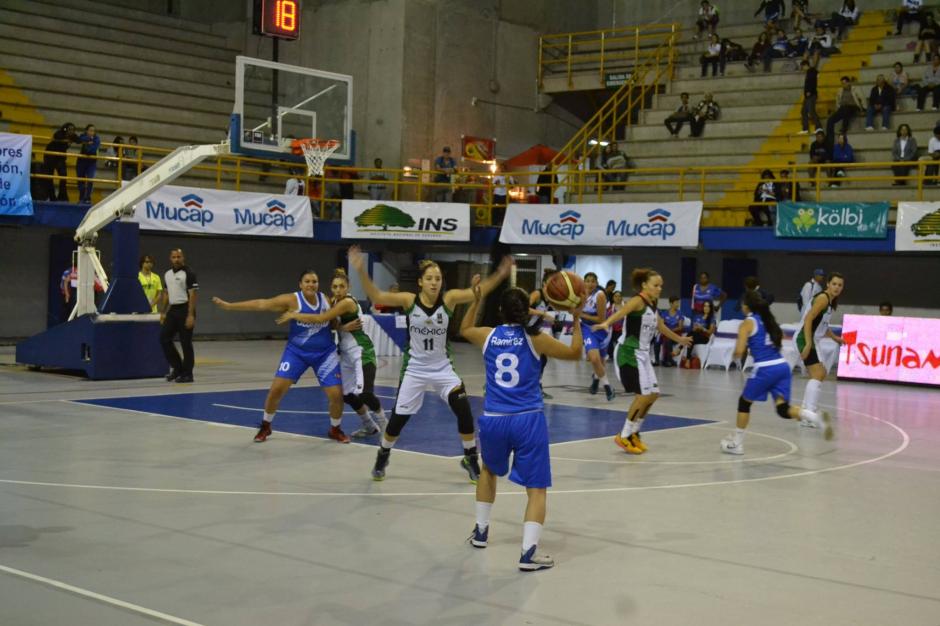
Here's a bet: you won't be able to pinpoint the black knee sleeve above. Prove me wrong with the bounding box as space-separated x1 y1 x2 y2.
776 402 792 419
343 393 365 411
737 396 753 414
447 385 475 435
384 411 411 438
359 390 381 412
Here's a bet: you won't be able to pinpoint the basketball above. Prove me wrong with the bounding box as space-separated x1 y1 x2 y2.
544 271 585 310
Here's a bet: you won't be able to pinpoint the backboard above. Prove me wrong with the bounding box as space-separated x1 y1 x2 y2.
231 56 353 162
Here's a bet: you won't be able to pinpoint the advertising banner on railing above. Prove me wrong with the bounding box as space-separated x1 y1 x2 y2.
837 314 940 387
775 202 888 239
0 132 33 216
341 200 471 241
498 202 703 247
129 185 313 238
896 202 940 251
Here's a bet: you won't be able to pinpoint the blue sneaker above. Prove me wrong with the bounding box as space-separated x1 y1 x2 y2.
519 545 554 571
468 524 488 548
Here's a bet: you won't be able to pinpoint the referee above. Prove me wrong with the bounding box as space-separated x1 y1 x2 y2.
159 248 198 382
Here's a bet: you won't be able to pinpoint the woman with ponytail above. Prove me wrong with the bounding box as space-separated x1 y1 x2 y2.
721 291 832 455
593 268 692 455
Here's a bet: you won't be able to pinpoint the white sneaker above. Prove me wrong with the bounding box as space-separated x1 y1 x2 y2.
720 435 743 455
800 415 819 428
865 126 875 131
519 545 554 571
797 130 809 135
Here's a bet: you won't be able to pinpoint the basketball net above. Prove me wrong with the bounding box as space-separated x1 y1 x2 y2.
295 138 340 177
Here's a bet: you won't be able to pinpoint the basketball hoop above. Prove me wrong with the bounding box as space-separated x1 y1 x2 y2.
292 138 340 176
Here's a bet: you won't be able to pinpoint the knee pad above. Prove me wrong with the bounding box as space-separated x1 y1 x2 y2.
359 390 381 412
776 402 792 419
343 393 365 411
447 385 475 435
384 411 411 438
737 396 753 414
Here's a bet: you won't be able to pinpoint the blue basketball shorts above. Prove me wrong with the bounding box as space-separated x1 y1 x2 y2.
275 344 342 386
581 321 611 354
478 410 551 489
742 361 792 403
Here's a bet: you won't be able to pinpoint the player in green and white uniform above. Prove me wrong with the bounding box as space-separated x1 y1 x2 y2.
594 268 691 455
349 246 513 482
796 272 845 422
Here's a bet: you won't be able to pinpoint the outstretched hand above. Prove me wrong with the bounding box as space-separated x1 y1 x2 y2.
275 310 297 325
496 254 515 277
339 318 362 332
676 335 693 348
212 296 230 310
348 245 366 273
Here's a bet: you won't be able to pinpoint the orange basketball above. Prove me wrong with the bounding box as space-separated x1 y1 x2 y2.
544 271 585 310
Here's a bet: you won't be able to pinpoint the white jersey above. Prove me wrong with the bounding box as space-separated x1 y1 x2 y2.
798 292 832 341
403 292 452 373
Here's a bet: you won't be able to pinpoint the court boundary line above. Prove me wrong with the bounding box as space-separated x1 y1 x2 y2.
0 563 205 626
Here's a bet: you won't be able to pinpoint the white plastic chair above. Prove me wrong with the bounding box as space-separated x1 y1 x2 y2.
702 320 742 370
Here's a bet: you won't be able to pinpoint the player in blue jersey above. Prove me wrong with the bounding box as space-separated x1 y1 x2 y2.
528 268 561 399
721 290 832 455
212 269 354 444
460 285 584 572
579 272 615 401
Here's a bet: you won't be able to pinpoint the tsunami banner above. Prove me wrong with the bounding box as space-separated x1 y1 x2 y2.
498 202 702 247
341 200 471 241
129 185 313 238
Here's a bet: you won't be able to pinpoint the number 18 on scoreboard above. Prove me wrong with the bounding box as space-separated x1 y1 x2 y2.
253 0 301 40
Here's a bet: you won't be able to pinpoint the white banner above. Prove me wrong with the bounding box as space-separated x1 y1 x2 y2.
341 199 470 241
896 202 940 251
129 185 313 238
0 132 33 216
498 202 703 247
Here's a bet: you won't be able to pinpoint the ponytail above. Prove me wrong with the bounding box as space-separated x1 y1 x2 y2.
744 290 782 348
631 267 660 292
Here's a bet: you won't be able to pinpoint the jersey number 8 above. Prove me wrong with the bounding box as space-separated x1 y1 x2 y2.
494 352 520 388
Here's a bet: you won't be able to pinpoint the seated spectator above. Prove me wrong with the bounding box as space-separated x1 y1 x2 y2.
896 0 925 36
368 158 389 200
701 33 723 77
686 300 717 360
696 1 720 39
879 301 894 315
920 123 940 184
745 32 772 71
720 37 747 63
865 74 896 131
792 0 813 28
916 55 940 110
658 296 684 367
750 169 777 226
809 129 830 183
829 0 859 40
690 92 721 137
892 123 919 185
121 135 139 181
805 24 839 61
765 28 790 69
825 76 864 142
789 27 809 57
665 92 693 137
915 13 939 63
775 168 802 201
830 132 855 185
891 62 919 106
754 0 785 25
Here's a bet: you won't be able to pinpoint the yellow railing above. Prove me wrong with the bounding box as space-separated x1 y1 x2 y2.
538 23 680 90
25 137 929 227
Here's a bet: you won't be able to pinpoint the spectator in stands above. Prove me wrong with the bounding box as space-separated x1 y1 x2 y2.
122 135 139 181
368 158 389 200
701 33 723 77
865 75 896 131
809 129 830 177
30 153 54 202
432 146 456 202
750 169 777 226
743 275 775 305
664 92 693 137
792 0 812 28
307 175 323 217
745 32 772 71
916 55 940 110
720 37 747 65
690 92 721 137
830 132 855 185
892 62 918 103
765 28 790 69
915 13 939 63
43 122 78 202
103 136 123 171
658 296 684 367
338 168 358 201
897 0 925 36
830 0 859 40
604 280 617 305
879 301 894 315
892 123 919 185
776 168 802 202
536 165 555 203
600 142 629 188
76 124 100 204
799 59 822 135
687 300 717 360
491 164 511 225
695 1 720 39
692 271 727 314
921 123 940 184
805 23 839 61
754 0 785 25
799 269 826 313
284 167 305 196
825 76 865 143
789 27 809 58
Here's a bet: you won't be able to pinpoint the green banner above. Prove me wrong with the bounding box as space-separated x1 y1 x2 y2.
775 202 889 239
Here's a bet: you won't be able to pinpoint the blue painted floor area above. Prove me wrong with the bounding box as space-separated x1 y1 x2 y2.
76 385 713 457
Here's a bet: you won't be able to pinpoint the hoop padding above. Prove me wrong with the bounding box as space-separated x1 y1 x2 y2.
293 138 340 176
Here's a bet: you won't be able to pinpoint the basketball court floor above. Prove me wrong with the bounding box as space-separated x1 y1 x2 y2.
0 340 938 625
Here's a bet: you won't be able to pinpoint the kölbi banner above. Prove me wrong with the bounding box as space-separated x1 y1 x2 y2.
775 202 888 239
342 200 471 241
498 202 703 247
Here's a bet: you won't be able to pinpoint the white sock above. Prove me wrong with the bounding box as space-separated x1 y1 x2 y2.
380 437 396 450
620 418 633 438
462 438 476 452
522 521 543 551
803 379 822 412
599 375 610 388
330 417 342 428
634 418 644 435
263 411 275 423
475 501 492 530
798 408 819 425
732 427 746 445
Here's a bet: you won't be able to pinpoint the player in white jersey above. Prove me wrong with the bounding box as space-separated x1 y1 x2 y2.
594 268 691 454
796 272 845 424
212 270 355 444
348 246 513 482
461 284 584 571
579 272 615 401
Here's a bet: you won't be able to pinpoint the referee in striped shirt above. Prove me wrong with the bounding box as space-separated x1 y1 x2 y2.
160 248 198 382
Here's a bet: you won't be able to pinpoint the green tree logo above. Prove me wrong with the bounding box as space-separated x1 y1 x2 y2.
793 207 816 231
354 204 416 230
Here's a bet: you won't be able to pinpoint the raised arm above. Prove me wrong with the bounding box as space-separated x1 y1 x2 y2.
532 308 583 360
594 295 641 331
445 255 514 308
733 318 753 359
276 295 356 326
212 293 296 313
459 277 492 347
348 245 415 309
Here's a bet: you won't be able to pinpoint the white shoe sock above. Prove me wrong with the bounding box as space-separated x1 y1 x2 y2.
330 417 341 428
803 379 822 412
462 438 476 452
599 375 610 388
263 411 275 423
380 436 396 450
475 501 492 530
522 521 543 552
633 418 644 435
732 427 746 445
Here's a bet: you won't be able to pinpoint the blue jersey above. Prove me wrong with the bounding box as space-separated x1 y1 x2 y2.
483 324 543 415
660 309 684 332
287 291 335 354
747 313 782 363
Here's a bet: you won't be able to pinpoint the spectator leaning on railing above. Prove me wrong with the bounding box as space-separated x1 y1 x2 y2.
76 124 100 204
43 122 79 202
122 135 139 181
749 169 777 227
775 168 802 202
